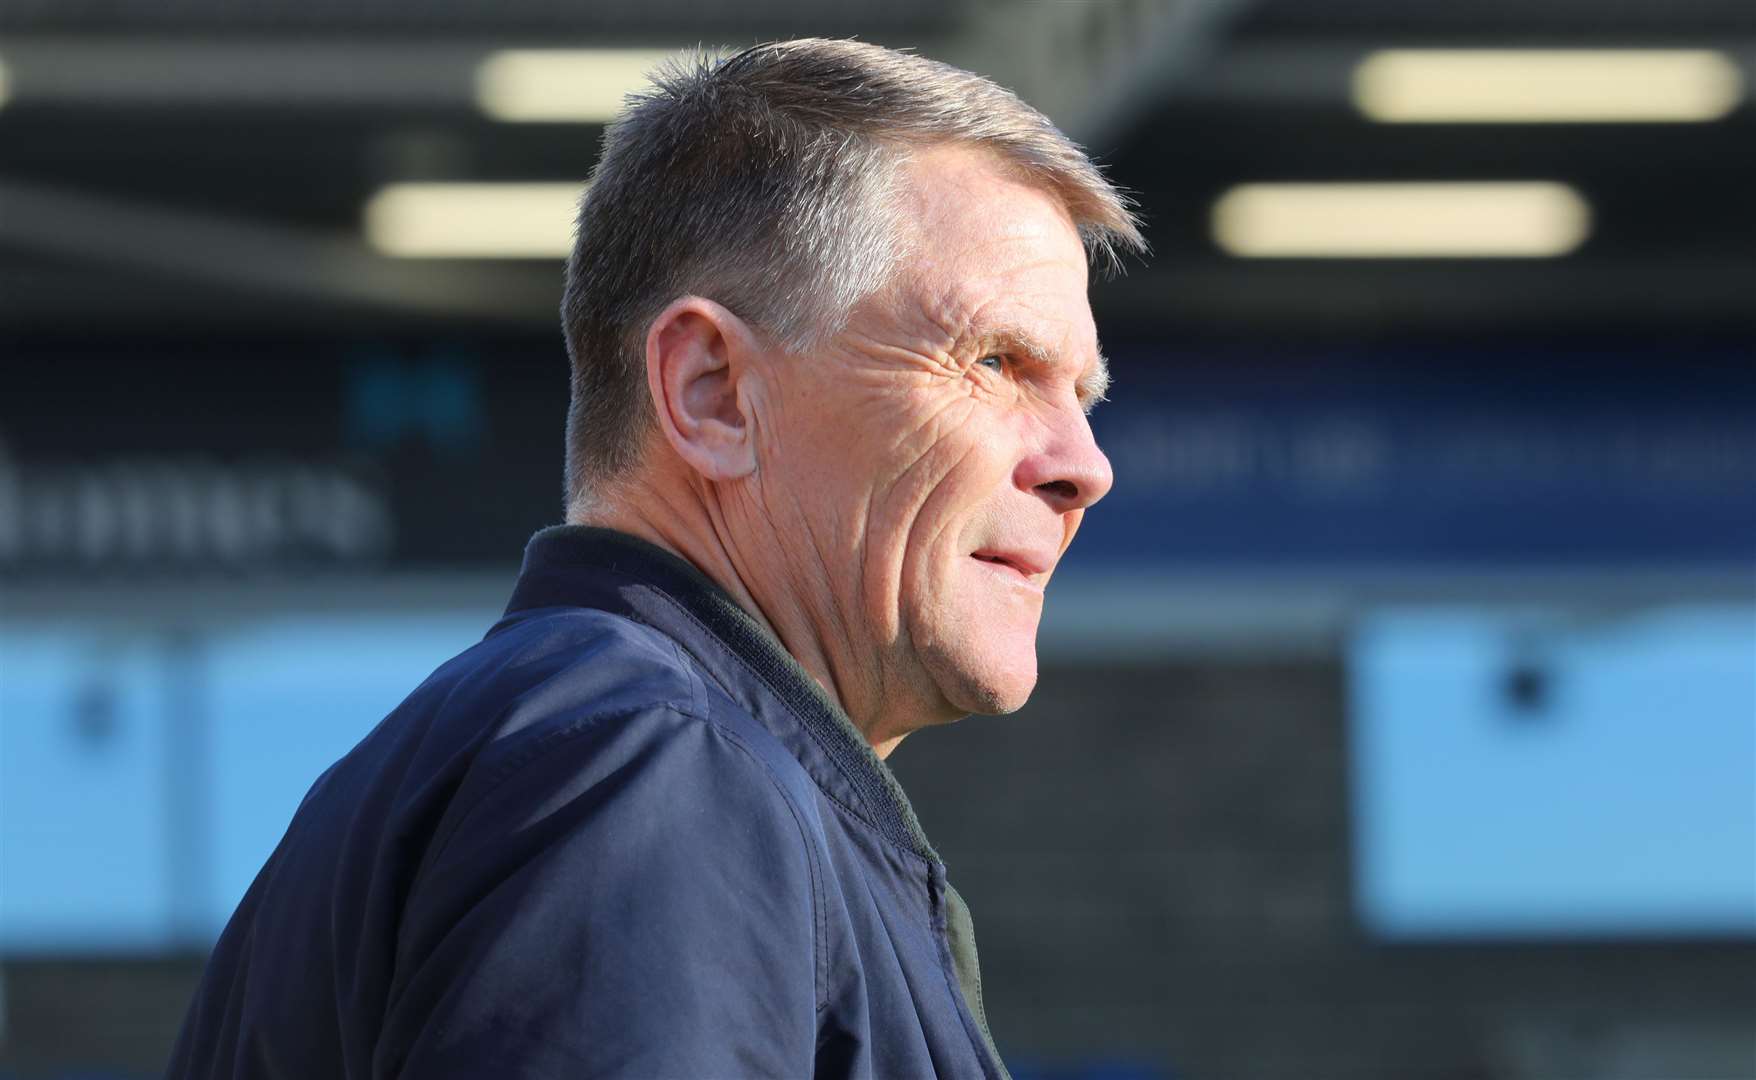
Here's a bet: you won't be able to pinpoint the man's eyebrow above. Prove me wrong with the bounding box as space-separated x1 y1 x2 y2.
1080 349 1112 411
961 325 1111 411
965 325 1052 366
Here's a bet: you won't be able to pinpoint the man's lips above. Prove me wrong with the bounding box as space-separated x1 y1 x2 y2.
969 548 1054 581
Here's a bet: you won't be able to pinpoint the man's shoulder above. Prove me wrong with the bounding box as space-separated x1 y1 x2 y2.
426 603 809 835
466 603 710 724
409 606 824 910
357 610 830 1076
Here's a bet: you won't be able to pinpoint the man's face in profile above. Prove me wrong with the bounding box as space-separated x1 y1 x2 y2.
754 144 1113 736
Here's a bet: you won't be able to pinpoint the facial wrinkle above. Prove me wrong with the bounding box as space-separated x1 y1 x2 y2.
771 475 872 719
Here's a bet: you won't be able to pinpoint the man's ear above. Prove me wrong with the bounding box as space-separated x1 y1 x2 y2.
644 296 761 482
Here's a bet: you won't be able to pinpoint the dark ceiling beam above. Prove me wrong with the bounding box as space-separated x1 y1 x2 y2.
4 34 1747 133
0 38 484 108
0 180 559 322
942 0 1258 150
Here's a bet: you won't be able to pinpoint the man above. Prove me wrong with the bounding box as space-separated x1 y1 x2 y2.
170 38 1142 1079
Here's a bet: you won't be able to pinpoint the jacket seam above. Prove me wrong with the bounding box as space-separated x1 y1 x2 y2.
423 701 686 864
710 718 831 1017
663 635 711 721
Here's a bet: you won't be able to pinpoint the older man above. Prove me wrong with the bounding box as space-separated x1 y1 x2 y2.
169 38 1141 1079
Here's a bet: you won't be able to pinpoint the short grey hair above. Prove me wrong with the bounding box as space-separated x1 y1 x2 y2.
560 37 1145 514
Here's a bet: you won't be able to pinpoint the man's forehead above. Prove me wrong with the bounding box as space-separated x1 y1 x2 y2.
883 144 1102 372
900 144 1086 252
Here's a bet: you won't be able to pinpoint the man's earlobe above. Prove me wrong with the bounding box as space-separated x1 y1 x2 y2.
645 297 759 482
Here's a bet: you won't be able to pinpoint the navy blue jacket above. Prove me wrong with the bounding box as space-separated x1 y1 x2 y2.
168 526 1008 1079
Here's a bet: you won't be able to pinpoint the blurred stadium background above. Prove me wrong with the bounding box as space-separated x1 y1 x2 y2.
2 0 1754 1077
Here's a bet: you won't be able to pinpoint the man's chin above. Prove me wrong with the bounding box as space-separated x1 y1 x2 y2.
958 680 1035 717
922 646 1039 718
906 594 1042 718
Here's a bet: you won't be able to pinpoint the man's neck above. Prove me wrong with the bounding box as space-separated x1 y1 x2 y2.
576 483 906 757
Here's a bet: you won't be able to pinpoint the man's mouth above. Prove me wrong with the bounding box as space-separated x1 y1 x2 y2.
969 549 1052 585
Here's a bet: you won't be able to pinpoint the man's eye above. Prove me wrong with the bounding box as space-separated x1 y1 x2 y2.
975 355 1006 372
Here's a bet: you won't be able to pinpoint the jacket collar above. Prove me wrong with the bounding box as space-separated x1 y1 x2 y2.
503 525 939 862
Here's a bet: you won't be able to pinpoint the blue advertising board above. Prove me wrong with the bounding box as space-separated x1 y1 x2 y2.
1077 344 1756 569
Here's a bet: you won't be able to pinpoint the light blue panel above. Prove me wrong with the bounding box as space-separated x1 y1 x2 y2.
203 614 492 936
1351 606 1756 939
0 629 174 952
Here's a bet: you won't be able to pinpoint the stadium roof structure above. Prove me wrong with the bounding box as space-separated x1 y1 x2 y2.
0 0 1752 336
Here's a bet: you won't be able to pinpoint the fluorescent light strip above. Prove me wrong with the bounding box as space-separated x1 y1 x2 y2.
364 182 586 258
1212 182 1591 259
1355 49 1744 124
476 48 679 122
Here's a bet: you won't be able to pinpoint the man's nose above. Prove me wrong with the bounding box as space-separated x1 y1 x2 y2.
1015 406 1115 515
